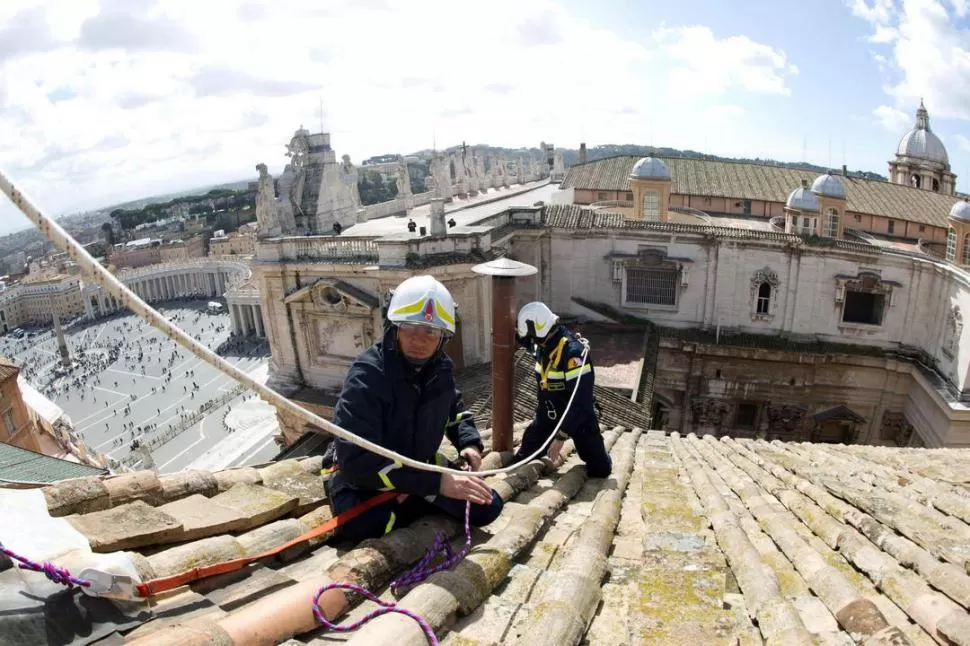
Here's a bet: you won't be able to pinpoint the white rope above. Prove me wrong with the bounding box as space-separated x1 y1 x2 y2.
0 169 587 478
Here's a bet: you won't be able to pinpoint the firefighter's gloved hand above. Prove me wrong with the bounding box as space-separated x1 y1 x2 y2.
547 439 565 465
516 333 533 349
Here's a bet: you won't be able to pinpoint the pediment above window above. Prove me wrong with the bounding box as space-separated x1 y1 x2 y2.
285 278 379 315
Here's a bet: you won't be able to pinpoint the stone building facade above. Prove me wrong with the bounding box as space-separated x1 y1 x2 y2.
562 104 960 244
0 358 37 452
0 274 84 332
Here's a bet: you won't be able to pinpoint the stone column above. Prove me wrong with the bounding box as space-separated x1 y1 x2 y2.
254 304 265 337
84 295 94 320
230 305 242 336
240 305 252 336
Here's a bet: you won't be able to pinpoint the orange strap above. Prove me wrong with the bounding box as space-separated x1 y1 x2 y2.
134 490 399 598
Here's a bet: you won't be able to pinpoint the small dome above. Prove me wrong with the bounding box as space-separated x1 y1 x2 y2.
786 180 819 211
896 101 948 166
631 157 670 179
810 172 846 199
950 200 970 222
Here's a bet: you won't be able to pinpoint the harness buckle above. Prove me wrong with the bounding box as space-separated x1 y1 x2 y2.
78 568 139 601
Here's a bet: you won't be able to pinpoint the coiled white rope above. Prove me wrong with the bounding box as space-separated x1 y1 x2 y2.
0 169 585 478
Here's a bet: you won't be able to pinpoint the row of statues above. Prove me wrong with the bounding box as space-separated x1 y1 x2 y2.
256 127 557 238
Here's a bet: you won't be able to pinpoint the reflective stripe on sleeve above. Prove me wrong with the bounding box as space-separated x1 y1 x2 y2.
377 460 402 491
384 511 396 534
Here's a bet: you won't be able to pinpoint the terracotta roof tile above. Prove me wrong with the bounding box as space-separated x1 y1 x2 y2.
7 430 970 644
562 156 962 228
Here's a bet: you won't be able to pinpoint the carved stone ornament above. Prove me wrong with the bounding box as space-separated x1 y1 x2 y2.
691 398 729 427
750 267 779 321
880 411 914 447
766 404 807 436
311 284 348 312
749 267 779 298
942 305 963 359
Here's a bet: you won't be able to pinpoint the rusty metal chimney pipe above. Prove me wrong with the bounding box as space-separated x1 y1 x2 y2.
472 258 538 452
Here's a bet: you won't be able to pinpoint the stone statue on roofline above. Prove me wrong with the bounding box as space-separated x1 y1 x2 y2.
255 163 282 239
340 154 361 209
396 158 411 196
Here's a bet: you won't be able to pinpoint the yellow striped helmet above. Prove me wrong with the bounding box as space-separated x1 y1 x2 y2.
517 302 558 340
386 275 457 335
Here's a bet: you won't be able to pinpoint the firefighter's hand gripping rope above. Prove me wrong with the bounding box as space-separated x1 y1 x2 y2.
0 169 588 643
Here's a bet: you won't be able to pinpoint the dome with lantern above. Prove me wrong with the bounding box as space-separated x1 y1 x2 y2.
897 100 949 167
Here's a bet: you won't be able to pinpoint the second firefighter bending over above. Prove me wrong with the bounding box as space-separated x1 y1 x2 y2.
513 302 612 478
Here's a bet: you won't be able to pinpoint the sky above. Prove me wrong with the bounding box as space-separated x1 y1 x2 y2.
1 0 969 236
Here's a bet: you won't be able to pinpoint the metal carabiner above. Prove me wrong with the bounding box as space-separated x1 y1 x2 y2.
544 400 558 421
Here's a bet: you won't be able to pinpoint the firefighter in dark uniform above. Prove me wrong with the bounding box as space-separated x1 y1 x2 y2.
512 302 612 478
323 275 504 541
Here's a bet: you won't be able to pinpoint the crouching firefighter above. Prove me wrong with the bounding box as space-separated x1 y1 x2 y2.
322 275 504 541
513 302 612 478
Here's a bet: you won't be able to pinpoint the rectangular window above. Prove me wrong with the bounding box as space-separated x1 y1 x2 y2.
735 403 758 429
642 191 660 220
854 214 862 222
887 220 895 235
625 192 633 201
596 192 608 200
919 224 925 232
626 267 679 306
947 228 957 261
842 290 886 325
742 200 752 215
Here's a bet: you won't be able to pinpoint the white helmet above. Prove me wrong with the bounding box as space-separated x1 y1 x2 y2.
517 302 559 340
386 275 457 335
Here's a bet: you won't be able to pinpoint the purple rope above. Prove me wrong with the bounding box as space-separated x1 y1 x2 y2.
312 501 472 645
0 543 91 589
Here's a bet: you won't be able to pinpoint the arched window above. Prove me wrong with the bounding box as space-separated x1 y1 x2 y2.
823 208 839 238
911 174 921 188
641 190 660 221
933 178 940 192
963 234 970 265
947 228 957 262
756 282 771 314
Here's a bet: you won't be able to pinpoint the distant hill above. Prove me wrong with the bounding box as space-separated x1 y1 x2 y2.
104 179 253 213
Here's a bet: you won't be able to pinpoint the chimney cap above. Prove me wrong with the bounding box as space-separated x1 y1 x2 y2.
472 257 537 277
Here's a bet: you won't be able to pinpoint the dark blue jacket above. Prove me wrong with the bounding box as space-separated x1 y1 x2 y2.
531 325 597 432
328 329 482 499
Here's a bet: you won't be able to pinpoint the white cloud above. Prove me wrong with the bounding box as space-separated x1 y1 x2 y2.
0 0 800 232
847 0 897 25
850 0 970 121
873 104 912 132
652 25 798 97
704 105 745 124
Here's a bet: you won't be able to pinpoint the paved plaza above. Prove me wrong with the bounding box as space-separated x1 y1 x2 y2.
0 299 278 474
